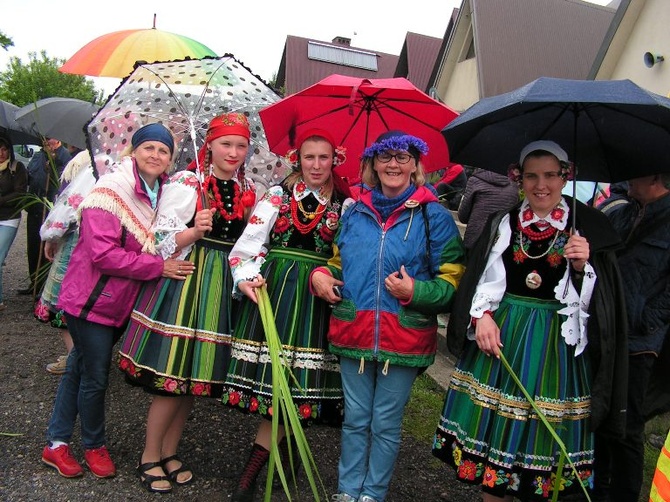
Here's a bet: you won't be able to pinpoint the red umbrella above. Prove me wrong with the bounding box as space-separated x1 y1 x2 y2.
259 75 458 181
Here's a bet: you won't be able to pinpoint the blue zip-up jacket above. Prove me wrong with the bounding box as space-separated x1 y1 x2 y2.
325 185 465 368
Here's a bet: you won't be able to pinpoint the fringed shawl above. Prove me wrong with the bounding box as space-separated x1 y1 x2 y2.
78 157 157 254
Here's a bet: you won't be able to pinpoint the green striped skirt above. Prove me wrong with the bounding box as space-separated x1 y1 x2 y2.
222 247 343 426
118 238 236 398
432 293 593 500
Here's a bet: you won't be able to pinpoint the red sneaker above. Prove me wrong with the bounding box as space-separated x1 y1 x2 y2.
84 446 116 478
42 444 84 478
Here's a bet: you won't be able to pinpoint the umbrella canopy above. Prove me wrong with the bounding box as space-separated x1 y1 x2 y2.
0 99 41 145
442 77 670 182
15 97 99 150
59 17 216 78
87 54 289 184
259 75 459 181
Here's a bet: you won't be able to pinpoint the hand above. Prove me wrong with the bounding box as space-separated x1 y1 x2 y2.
163 258 195 280
311 270 344 305
384 265 413 301
193 208 214 238
474 313 502 358
564 232 590 272
238 274 265 304
44 240 59 261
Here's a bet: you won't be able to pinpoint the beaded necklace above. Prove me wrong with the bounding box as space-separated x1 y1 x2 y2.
291 196 326 234
518 229 561 259
205 175 242 221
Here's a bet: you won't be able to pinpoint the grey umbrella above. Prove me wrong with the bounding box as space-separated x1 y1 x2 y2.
15 97 99 150
0 99 41 145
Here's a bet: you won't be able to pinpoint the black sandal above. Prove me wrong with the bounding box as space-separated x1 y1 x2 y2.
161 454 194 486
137 460 173 493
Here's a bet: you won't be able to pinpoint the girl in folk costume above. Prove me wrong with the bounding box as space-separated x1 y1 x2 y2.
118 113 257 493
432 141 626 501
42 123 191 481
224 129 349 501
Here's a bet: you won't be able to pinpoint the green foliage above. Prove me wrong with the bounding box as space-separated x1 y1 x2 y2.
0 51 103 106
0 30 14 51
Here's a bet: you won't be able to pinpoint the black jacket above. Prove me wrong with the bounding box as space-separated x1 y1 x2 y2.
446 196 628 437
0 161 27 221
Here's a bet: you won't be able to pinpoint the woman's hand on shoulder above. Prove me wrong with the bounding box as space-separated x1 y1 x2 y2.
162 258 195 280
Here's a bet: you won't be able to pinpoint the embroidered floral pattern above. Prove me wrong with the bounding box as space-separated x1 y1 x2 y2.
119 356 215 396
267 188 342 254
221 386 334 423
435 436 589 499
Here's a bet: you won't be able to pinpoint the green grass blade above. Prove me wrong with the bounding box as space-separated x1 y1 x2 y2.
257 285 326 501
498 351 591 501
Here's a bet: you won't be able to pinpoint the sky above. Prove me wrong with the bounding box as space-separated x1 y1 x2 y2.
1 0 613 98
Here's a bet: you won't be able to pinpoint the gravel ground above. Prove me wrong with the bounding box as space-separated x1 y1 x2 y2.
0 218 482 502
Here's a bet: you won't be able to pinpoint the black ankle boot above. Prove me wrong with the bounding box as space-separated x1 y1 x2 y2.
231 444 270 502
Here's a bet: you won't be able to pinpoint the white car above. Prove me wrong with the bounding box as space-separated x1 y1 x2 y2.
13 144 41 166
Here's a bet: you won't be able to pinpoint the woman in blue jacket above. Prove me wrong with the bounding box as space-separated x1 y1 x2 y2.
311 130 466 502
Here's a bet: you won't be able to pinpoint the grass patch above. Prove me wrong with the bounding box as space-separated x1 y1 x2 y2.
403 373 445 444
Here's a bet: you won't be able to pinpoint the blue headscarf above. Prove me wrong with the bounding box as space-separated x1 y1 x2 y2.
131 123 174 155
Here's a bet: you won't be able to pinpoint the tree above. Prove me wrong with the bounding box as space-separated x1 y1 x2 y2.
0 51 102 106
0 30 14 51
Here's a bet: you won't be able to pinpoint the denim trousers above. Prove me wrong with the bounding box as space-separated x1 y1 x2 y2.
0 223 19 303
46 314 120 449
338 356 418 501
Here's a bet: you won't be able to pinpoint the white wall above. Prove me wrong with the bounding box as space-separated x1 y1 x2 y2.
443 59 480 112
608 0 670 96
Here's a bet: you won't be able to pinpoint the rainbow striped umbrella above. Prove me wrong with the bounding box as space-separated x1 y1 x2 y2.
59 16 216 78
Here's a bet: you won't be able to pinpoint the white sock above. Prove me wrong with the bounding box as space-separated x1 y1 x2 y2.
49 441 67 449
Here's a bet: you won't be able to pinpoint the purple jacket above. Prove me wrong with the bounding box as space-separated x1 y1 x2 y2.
58 172 164 327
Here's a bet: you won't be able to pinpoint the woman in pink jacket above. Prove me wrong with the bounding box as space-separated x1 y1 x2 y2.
40 124 193 481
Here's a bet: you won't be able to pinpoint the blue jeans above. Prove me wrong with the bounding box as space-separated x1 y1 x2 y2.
46 314 121 449
0 223 19 303
338 357 418 501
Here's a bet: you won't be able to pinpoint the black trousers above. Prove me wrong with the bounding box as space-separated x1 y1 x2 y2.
25 204 47 293
593 353 655 502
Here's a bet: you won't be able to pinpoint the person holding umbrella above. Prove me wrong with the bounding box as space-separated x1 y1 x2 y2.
311 130 466 502
41 123 193 480
432 140 627 501
224 128 349 501
593 173 670 502
118 113 257 493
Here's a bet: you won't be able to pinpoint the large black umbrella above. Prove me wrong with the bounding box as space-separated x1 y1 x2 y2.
0 99 41 145
442 77 670 182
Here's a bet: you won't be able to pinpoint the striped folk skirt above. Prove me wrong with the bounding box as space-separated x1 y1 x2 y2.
118 238 237 398
432 293 593 500
222 247 343 426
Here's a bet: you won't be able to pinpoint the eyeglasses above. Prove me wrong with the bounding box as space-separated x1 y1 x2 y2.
521 171 564 182
376 152 413 164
